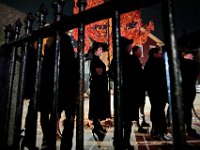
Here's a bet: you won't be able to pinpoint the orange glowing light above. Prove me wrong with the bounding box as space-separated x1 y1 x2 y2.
71 0 154 53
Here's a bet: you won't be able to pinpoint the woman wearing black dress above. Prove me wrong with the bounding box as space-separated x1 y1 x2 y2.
88 41 111 141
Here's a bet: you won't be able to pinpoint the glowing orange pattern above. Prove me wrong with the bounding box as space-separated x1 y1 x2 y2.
71 0 154 52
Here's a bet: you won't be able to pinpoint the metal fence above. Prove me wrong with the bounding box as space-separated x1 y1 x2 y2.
0 0 186 150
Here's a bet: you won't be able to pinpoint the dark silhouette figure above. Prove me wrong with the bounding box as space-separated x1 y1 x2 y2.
144 47 168 140
23 42 37 100
132 46 150 128
39 33 79 150
88 41 111 141
180 52 199 136
110 36 137 149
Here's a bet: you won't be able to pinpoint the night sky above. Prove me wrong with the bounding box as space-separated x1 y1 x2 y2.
142 0 200 40
0 0 75 23
1 0 200 41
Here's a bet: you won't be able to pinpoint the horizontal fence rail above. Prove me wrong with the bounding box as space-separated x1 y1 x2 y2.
0 0 189 150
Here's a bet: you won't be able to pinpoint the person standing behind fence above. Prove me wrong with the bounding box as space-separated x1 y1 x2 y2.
144 47 168 140
132 46 150 129
110 37 140 150
180 51 199 136
88 41 111 141
39 33 79 150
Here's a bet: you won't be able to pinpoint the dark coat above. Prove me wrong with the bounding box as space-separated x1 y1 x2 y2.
39 34 79 113
180 56 199 129
144 57 167 128
109 52 145 121
181 57 199 105
23 44 37 99
144 57 168 104
89 55 111 120
121 53 145 121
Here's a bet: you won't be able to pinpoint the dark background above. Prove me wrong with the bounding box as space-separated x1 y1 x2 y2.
1 0 200 41
141 0 200 40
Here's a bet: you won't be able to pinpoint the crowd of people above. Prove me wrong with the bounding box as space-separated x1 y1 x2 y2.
21 34 199 150
87 36 199 149
22 33 79 150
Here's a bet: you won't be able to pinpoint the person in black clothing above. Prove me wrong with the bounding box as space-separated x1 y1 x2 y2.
132 46 150 128
144 47 168 140
39 33 79 150
110 37 141 150
23 42 37 100
88 41 111 141
180 52 199 135
130 46 148 131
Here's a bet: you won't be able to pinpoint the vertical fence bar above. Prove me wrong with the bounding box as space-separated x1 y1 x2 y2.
161 0 186 149
76 0 87 149
4 24 14 44
112 9 123 150
52 0 65 149
28 4 48 148
5 19 23 149
13 13 35 149
0 24 14 150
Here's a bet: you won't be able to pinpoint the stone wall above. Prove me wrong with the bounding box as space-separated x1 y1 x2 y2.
0 2 26 46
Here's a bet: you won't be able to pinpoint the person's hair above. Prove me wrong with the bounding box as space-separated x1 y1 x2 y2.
91 41 108 54
148 47 160 58
132 46 140 53
119 36 133 56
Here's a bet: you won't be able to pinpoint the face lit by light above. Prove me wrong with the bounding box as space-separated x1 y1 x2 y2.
95 46 103 56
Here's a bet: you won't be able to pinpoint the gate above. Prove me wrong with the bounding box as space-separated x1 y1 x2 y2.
0 0 186 150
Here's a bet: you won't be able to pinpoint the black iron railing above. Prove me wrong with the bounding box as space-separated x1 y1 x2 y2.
0 0 186 150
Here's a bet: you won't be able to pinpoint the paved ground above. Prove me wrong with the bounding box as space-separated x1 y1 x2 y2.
21 93 200 150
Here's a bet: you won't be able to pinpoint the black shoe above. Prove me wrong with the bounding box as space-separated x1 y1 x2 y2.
60 144 73 150
151 135 161 141
92 128 106 141
93 120 107 133
40 147 49 150
158 135 170 141
21 137 39 150
41 138 48 150
41 145 56 150
164 133 173 140
124 143 134 150
187 128 197 136
141 121 150 127
138 127 147 133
